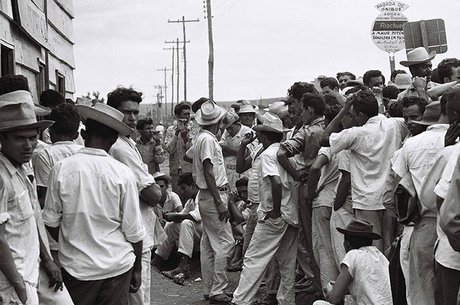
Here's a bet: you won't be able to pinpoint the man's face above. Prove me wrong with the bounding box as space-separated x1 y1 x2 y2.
341 111 357 129
368 76 384 89
139 124 154 140
288 103 302 126
446 66 460 82
321 86 334 95
152 131 161 143
446 100 460 124
0 129 38 166
338 75 352 90
179 183 195 200
226 122 240 137
301 106 313 125
178 109 191 121
239 113 255 127
236 185 248 201
157 180 169 197
410 62 432 78
350 106 367 127
402 104 425 136
118 101 139 129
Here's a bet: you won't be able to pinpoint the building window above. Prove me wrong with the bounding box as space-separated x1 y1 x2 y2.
1 45 14 76
56 71 65 96
37 62 46 94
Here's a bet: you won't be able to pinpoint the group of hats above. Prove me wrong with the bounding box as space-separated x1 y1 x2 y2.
0 90 133 136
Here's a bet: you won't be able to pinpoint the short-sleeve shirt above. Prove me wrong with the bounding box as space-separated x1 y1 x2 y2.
313 147 340 208
0 153 40 287
162 191 182 213
187 129 228 189
257 143 298 226
32 141 83 187
180 198 201 222
434 142 460 200
341 246 392 305
247 143 263 204
219 124 253 167
440 156 460 252
330 115 408 210
43 148 145 281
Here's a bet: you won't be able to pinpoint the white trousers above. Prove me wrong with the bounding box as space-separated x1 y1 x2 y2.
128 250 151 305
399 225 413 305
330 198 354 268
198 190 234 297
38 265 74 305
232 218 298 305
155 220 203 259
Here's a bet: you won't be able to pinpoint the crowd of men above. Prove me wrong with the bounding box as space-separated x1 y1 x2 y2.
0 45 459 305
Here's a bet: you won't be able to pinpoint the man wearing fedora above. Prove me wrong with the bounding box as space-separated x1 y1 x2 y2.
0 90 62 305
388 100 448 305
232 112 298 305
314 219 392 305
185 100 234 304
237 103 256 128
43 103 145 305
106 87 163 305
219 110 253 192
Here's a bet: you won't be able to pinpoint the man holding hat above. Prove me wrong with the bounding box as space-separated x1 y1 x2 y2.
232 112 298 305
0 90 61 305
388 100 448 305
219 110 253 191
185 100 234 304
314 219 392 305
43 103 145 305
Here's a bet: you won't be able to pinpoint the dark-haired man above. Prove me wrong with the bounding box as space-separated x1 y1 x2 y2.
40 90 66 144
107 87 162 305
43 103 144 305
336 72 356 91
136 118 161 175
321 89 408 251
165 101 195 192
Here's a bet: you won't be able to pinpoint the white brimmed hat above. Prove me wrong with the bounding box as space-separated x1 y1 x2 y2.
195 100 225 126
0 90 54 132
253 112 284 134
76 103 133 136
393 73 412 90
400 47 436 67
220 110 240 129
238 104 256 114
264 101 289 119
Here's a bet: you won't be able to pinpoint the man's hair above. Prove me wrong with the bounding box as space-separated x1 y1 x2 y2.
49 104 80 136
0 74 29 95
344 85 365 96
345 234 373 249
336 72 356 80
401 96 428 114
324 104 343 123
235 176 249 188
324 95 340 106
437 58 460 83
382 85 400 100
287 82 318 100
40 90 65 108
301 93 326 116
156 176 170 186
390 69 407 81
136 118 153 130
177 172 195 187
107 87 142 110
261 131 283 143
174 102 191 116
320 77 339 90
387 100 403 117
440 94 448 115
363 70 385 87
352 89 379 118
85 118 118 141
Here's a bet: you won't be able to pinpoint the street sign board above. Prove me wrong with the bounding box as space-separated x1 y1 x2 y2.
403 19 447 54
371 1 409 53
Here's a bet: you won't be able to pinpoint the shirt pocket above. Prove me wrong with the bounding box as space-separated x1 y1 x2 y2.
14 191 35 221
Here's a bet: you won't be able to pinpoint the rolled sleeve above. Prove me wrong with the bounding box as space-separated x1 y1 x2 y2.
199 137 218 165
391 148 407 179
120 174 146 243
329 128 355 155
0 176 10 224
42 166 63 228
341 250 356 278
32 150 52 187
260 154 279 178
282 128 305 156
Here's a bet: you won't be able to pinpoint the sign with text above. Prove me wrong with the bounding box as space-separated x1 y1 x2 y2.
403 19 447 54
371 1 408 53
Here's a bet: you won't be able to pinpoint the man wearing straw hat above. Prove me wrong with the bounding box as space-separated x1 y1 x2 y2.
0 90 60 305
43 103 145 305
185 100 234 304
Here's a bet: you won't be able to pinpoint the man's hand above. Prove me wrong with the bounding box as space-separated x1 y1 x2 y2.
264 209 281 220
163 212 182 223
216 200 230 222
241 132 256 146
445 121 460 147
129 269 142 293
42 260 63 291
343 93 355 111
228 191 239 204
413 76 427 90
293 169 308 182
13 279 27 304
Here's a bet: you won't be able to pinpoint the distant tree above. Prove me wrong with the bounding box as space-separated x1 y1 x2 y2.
82 91 105 106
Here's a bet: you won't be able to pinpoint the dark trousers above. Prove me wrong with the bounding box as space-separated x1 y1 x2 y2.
62 268 132 305
434 261 460 305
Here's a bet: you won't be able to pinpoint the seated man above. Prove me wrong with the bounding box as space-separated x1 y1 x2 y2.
152 173 182 225
153 173 202 285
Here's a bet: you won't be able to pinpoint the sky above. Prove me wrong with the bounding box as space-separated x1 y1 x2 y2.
73 0 460 104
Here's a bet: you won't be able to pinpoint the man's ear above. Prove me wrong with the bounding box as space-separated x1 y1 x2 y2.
80 129 87 141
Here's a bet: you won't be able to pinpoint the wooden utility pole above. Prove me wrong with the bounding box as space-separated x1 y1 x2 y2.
205 0 214 99
165 38 189 105
168 16 199 102
157 67 172 119
163 46 175 116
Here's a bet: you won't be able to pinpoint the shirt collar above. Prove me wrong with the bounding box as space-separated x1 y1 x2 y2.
119 135 137 148
78 147 110 157
307 117 324 127
0 152 21 177
200 129 218 139
52 141 77 146
365 114 386 125
426 123 450 131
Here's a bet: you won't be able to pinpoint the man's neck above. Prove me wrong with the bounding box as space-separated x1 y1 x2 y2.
139 136 151 144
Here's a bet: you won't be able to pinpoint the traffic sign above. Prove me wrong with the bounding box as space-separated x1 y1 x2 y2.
371 1 409 53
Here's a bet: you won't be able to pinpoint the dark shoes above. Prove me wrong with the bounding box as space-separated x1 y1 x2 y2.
209 293 233 304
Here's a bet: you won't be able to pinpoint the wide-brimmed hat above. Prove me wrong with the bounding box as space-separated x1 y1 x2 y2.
76 103 133 136
393 73 412 90
337 219 382 240
238 104 256 114
0 90 54 132
152 172 172 184
412 101 441 126
400 47 436 67
195 100 225 126
264 101 289 119
220 110 240 129
253 112 284 134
